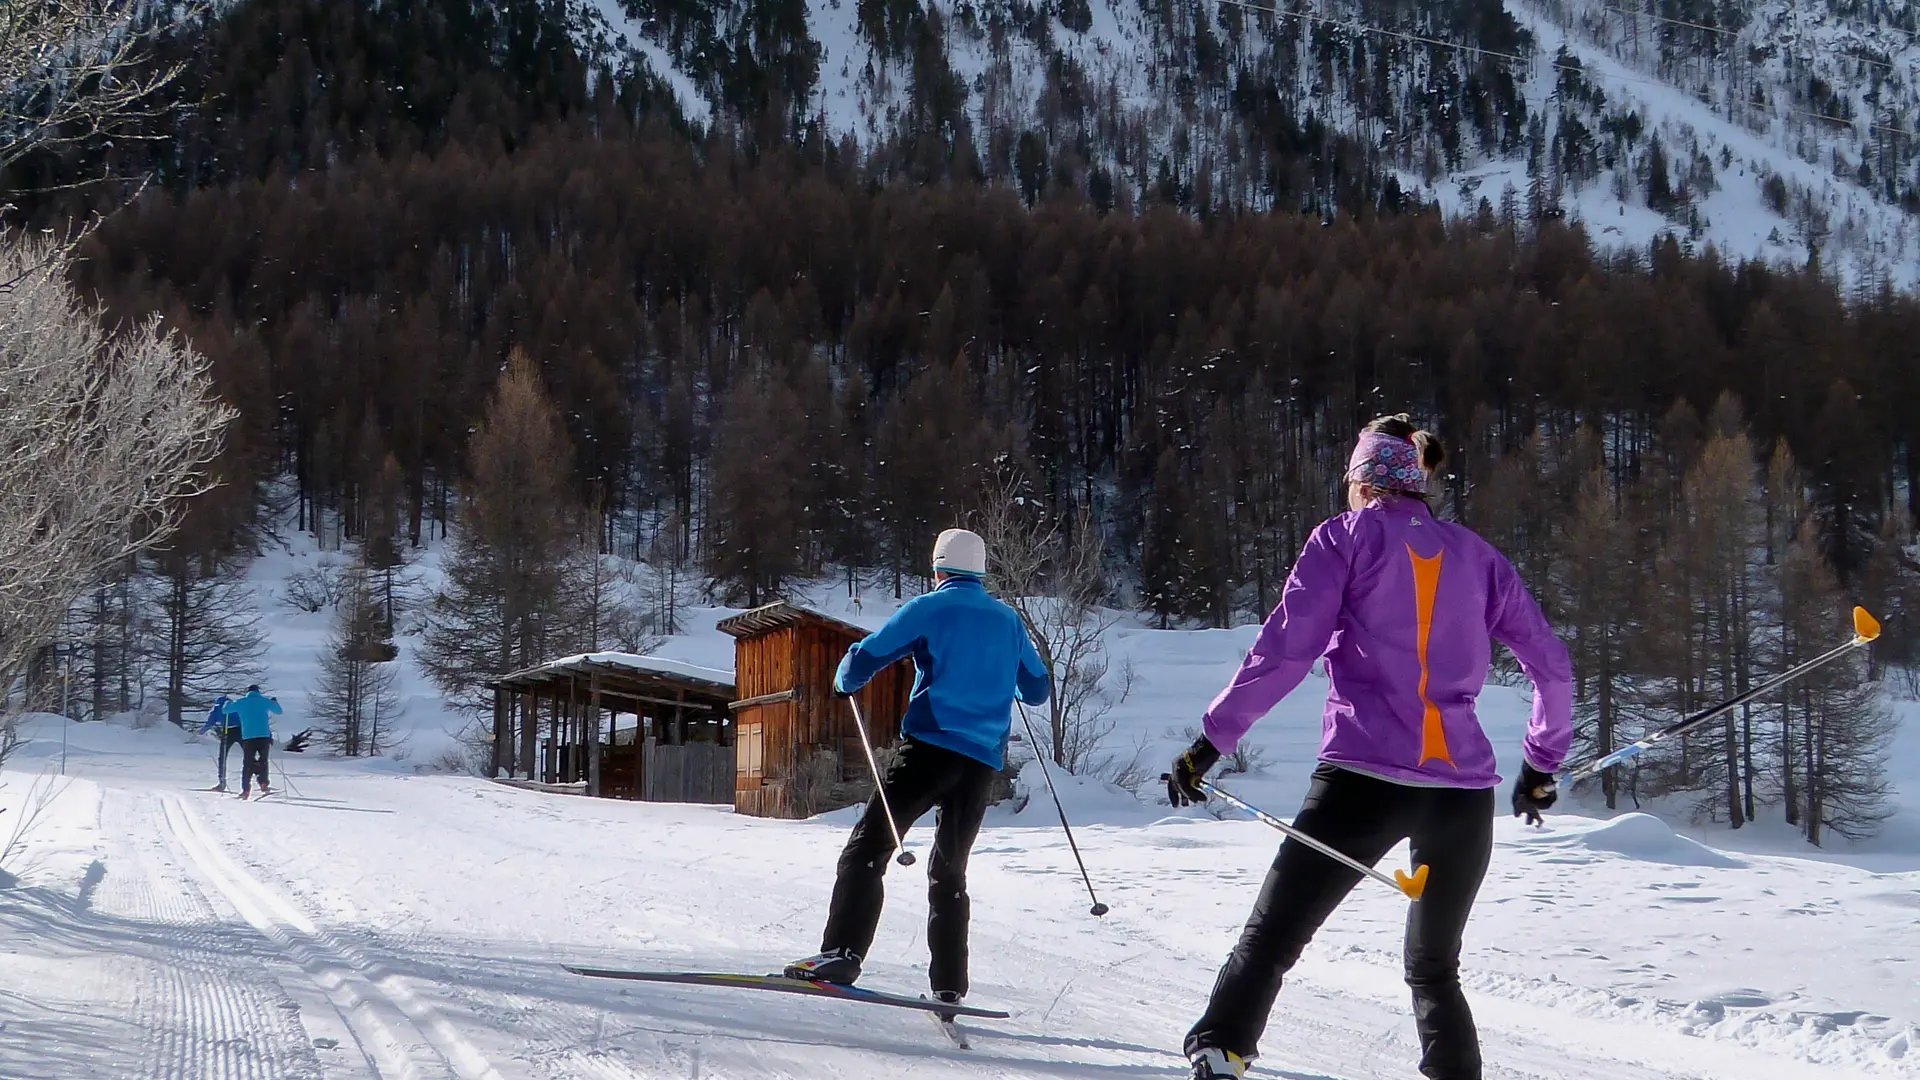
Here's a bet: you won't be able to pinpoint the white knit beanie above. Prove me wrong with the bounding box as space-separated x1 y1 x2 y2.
931 528 988 578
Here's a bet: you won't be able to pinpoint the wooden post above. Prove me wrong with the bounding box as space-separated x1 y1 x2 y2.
588 673 603 797
674 688 686 745
492 687 507 778
641 714 655 802
548 692 563 783
521 690 537 781
566 675 579 783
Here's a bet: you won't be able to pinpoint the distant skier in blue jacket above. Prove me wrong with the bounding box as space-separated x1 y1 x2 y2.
198 695 241 791
785 528 1050 1013
225 685 282 798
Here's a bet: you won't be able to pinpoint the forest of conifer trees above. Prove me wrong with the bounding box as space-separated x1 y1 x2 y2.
4 0 1915 839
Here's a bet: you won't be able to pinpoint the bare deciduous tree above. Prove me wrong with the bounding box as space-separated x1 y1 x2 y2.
973 465 1130 775
0 233 233 695
0 0 190 174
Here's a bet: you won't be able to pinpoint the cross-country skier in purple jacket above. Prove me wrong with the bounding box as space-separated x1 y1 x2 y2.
1168 414 1573 1080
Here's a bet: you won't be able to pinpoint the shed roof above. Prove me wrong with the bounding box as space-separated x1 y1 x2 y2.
716 601 873 642
488 652 736 697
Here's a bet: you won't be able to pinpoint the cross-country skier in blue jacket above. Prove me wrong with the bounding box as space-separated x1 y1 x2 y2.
785 528 1050 1015
198 695 241 791
225 685 281 798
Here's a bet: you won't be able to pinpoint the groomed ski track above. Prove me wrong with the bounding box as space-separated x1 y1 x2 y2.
2 727 1903 1080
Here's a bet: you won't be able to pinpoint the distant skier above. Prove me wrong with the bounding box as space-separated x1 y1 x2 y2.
784 528 1051 1017
225 685 283 799
1167 415 1573 1080
197 694 241 792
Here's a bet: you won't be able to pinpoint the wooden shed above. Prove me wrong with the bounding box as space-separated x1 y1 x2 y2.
487 654 738 803
717 602 913 819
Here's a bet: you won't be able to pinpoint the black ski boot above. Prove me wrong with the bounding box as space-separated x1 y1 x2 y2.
1188 1048 1249 1079
782 948 861 985
931 990 962 1023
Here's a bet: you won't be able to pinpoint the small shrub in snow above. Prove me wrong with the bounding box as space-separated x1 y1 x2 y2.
427 746 477 776
282 561 346 613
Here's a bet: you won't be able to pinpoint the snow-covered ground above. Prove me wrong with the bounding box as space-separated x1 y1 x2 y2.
2 546 1917 1078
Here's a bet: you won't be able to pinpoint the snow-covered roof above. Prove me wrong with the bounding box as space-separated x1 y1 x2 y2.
491 652 736 695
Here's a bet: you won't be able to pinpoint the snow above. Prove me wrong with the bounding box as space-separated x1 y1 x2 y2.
570 0 715 126
514 651 736 690
2 557 1916 1078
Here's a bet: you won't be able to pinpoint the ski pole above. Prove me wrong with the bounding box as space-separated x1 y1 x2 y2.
1168 775 1430 901
274 745 304 799
1563 605 1881 784
846 698 915 866
1015 703 1110 917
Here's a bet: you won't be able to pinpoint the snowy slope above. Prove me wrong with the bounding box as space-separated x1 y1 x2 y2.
7 534 1914 1077
1 709 1916 1079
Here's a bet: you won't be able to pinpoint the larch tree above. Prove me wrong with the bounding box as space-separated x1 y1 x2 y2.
313 564 401 757
1659 405 1767 826
1781 528 1894 845
138 502 266 729
706 373 802 606
1553 464 1648 809
420 351 589 713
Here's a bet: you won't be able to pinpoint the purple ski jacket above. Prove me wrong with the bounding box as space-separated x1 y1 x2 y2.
1202 496 1573 789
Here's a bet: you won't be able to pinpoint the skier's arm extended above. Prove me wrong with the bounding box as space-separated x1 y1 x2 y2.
835 599 926 695
1014 623 1050 707
1201 522 1349 753
1488 553 1573 773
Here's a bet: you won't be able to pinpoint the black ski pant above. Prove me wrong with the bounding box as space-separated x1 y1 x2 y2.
215 728 242 787
241 737 272 792
819 737 996 997
1185 763 1495 1080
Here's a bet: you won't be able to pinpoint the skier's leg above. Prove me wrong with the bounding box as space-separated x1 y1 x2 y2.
243 739 268 791
1184 765 1405 1063
926 752 994 998
1404 785 1495 1080
816 739 950 963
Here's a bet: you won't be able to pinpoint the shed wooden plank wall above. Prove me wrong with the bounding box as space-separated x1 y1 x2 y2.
734 627 796 699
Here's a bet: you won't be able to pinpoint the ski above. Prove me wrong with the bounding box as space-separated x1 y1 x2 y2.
562 968 1010 1019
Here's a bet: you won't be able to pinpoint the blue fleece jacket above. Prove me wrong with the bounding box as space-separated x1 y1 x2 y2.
834 577 1050 769
225 689 281 741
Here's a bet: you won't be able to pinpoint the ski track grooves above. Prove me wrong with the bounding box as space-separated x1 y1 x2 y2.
160 793 505 1080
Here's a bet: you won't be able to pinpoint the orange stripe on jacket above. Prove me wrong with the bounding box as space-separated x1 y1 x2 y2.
1407 544 1454 768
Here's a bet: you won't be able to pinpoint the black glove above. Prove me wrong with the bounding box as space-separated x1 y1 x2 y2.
1166 735 1222 807
1512 763 1558 826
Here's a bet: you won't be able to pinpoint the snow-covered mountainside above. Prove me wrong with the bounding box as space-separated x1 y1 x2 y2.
565 0 1920 287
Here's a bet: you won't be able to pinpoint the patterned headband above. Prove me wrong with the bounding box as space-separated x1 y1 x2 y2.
1346 431 1428 494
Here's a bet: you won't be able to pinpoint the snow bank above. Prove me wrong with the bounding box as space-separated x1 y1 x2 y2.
1521 812 1749 869
986 758 1162 827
